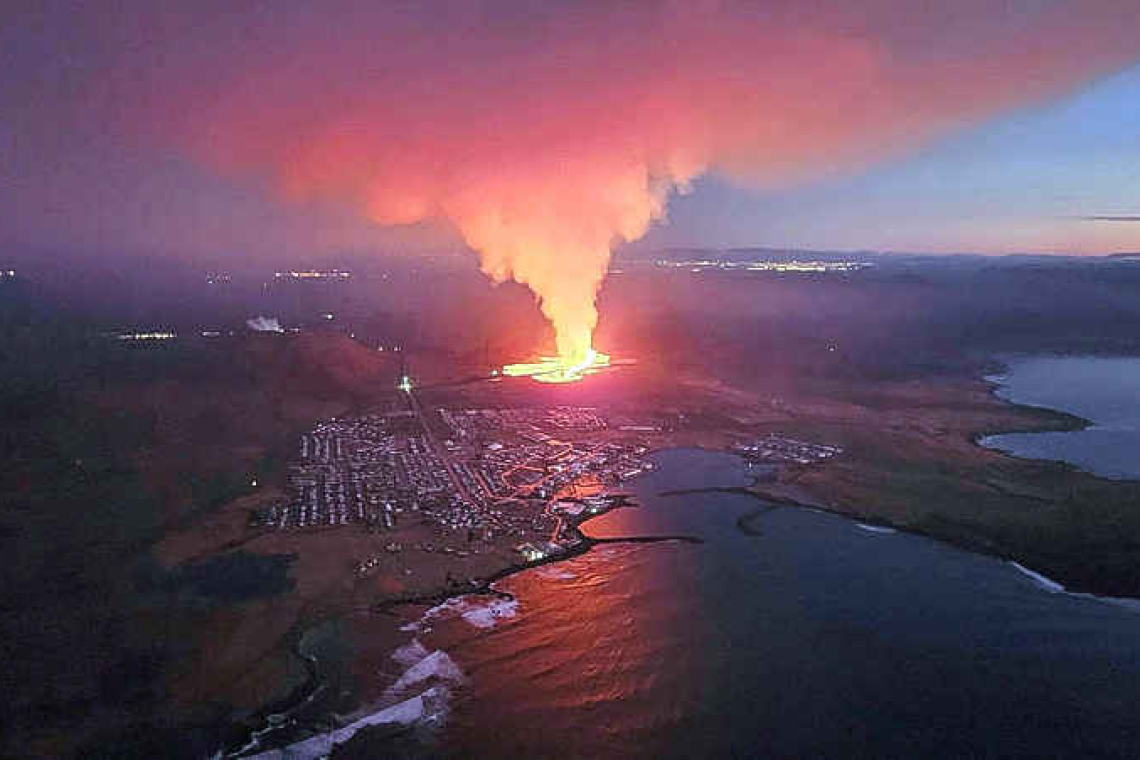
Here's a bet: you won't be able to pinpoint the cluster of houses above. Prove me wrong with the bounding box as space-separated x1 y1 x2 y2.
734 435 843 465
256 415 454 531
438 406 607 440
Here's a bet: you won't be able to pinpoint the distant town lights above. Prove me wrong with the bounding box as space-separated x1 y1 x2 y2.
657 259 872 273
274 269 352 279
116 331 176 341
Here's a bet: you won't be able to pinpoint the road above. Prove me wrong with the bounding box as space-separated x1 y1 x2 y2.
403 386 478 505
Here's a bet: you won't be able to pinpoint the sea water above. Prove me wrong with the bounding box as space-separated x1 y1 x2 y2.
405 449 1140 759
981 355 1140 480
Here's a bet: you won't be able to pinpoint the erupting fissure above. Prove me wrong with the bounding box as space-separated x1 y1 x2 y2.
503 348 611 384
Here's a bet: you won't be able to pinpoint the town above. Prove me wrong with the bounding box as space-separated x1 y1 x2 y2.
253 405 656 565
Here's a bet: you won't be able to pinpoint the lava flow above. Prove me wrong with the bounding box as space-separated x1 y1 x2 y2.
503 348 611 384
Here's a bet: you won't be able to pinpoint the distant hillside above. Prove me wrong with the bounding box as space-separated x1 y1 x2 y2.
242 332 397 401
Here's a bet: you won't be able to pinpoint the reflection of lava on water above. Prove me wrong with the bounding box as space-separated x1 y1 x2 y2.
423 542 704 759
503 348 611 383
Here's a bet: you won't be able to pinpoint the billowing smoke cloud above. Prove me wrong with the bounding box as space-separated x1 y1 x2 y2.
246 316 284 333
116 1 1139 362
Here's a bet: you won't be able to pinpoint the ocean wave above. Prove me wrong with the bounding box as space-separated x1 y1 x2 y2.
248 685 449 759
855 523 897 535
535 566 578 581
1009 561 1065 592
403 594 520 633
387 650 464 697
461 597 519 628
1008 561 1140 611
247 646 464 758
392 638 430 667
401 598 464 633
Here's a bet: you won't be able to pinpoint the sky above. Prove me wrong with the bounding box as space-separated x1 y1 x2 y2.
3 0 1139 271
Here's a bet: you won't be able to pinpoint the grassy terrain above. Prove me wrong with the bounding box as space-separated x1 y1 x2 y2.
0 330 394 758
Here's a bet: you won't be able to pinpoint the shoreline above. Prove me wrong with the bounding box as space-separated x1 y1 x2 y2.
266 444 1140 759
967 364 1098 475
224 490 703 757
224 361 1140 755
741 479 1140 605
968 361 1093 458
666 474 1140 612
1008 561 1140 612
738 363 1140 601
737 480 1140 608
973 356 1140 484
227 421 1140 756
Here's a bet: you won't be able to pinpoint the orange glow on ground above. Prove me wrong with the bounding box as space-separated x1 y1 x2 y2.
503 348 611 384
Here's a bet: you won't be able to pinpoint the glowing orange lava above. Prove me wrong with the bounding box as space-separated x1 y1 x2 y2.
503 348 611 384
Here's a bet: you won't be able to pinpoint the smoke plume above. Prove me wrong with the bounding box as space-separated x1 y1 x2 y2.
122 1 1139 362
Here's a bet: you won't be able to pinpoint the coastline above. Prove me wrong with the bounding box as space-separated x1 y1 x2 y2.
733 365 1140 601
659 462 1140 615
1008 561 1140 613
222 362 1140 756
741 472 1140 613
969 364 1095 474
229 424 1140 756
224 485 704 757
971 355 1140 480
742 481 1140 608
314 448 1140 760
973 364 1092 439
